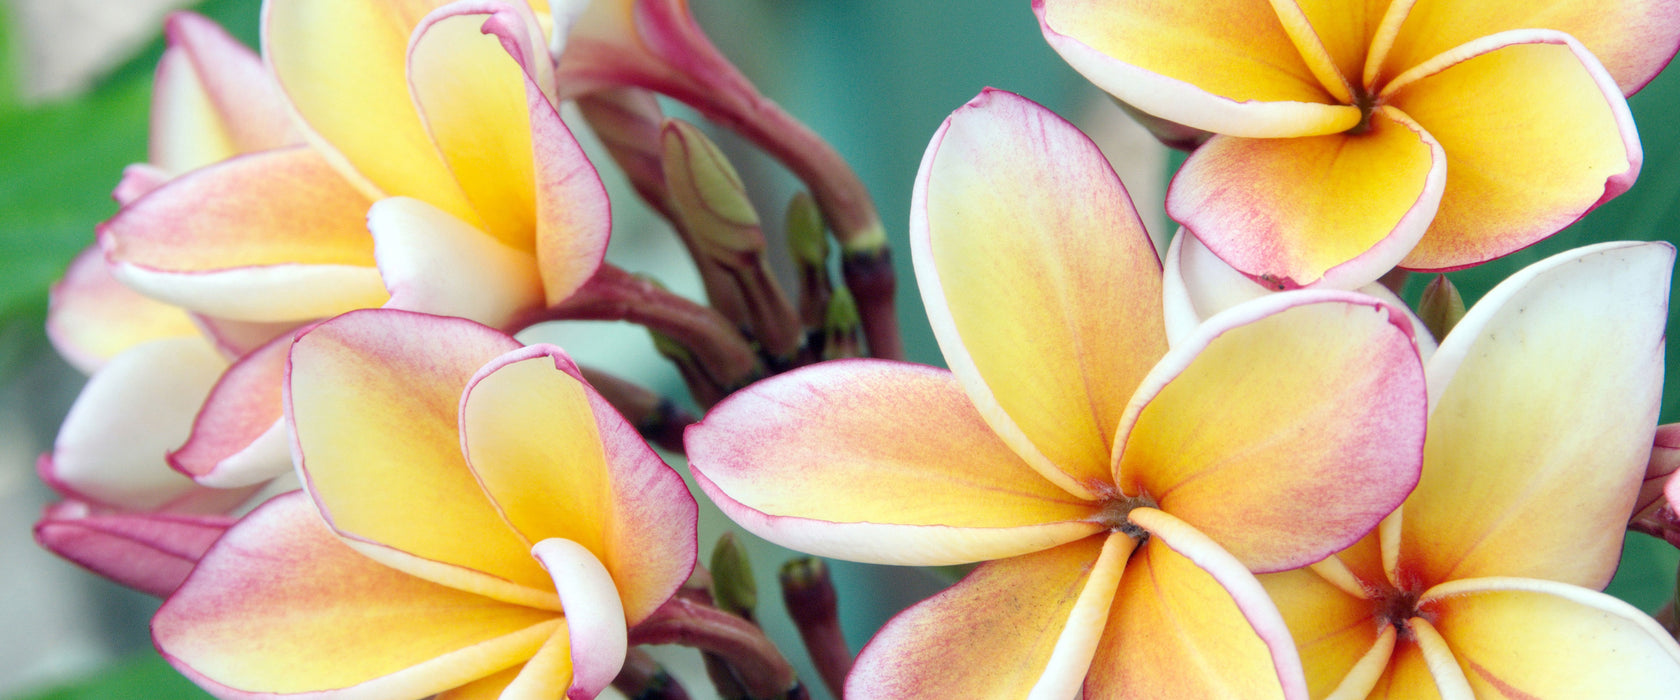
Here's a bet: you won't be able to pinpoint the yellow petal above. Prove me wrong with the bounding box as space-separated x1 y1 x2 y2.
1387 33 1639 271
1367 638 1448 700
687 360 1104 567
845 535 1131 699
1036 0 1361 137
1378 0 1680 93
914 88 1166 497
462 346 697 622
154 492 559 698
1280 0 1396 96
1117 292 1426 572
47 246 200 374
1259 567 1386 699
1403 242 1671 588
152 12 297 173
263 0 478 221
1421 577 1680 697
1169 107 1445 290
287 310 551 592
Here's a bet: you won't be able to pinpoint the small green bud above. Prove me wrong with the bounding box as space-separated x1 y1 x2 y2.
785 191 828 268
709 532 758 619
1418 274 1467 341
661 119 761 258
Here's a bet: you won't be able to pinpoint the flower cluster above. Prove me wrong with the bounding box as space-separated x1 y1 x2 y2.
27 0 1680 699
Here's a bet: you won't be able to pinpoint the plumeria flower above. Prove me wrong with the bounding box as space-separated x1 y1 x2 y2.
154 309 697 699
1036 0 1677 289
87 0 611 490
686 89 1429 698
1246 242 1680 697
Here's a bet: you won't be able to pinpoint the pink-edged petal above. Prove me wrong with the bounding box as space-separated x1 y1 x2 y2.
34 503 234 597
112 164 171 205
194 315 300 357
1405 242 1672 588
150 12 297 174
155 492 560 700
1386 31 1641 272
1258 567 1389 700
461 344 696 622
262 0 478 220
286 309 553 594
370 197 544 329
1169 107 1446 290
913 88 1165 498
1087 508 1307 700
1635 422 1680 520
170 330 296 488
687 359 1105 567
1379 0 1680 94
530 538 625 699
1116 291 1426 572
47 245 199 374
1034 0 1360 137
1418 577 1680 697
846 534 1132 699
50 336 227 510
100 146 384 322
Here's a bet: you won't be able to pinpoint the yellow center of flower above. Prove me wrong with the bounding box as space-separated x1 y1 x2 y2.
1372 575 1436 640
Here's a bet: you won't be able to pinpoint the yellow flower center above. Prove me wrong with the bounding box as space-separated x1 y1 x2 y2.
1372 574 1436 640
1096 493 1158 541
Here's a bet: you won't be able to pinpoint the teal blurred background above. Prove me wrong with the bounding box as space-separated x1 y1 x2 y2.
0 1 1675 698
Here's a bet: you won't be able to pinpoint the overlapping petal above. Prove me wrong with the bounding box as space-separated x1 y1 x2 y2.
1115 292 1426 572
913 88 1165 497
368 197 544 328
1378 0 1680 93
1034 0 1360 137
1420 579 1680 696
1170 107 1445 288
33 503 234 598
1386 32 1640 271
1260 566 1387 699
1402 242 1671 588
155 492 560 699
286 309 550 593
688 359 1105 567
461 345 696 621
170 330 296 488
151 12 297 175
1086 509 1305 700
846 535 1131 699
46 246 199 374
100 146 384 322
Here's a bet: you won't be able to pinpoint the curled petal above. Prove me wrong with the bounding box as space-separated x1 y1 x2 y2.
34 503 234 597
100 146 384 322
1387 31 1640 271
1407 242 1672 588
687 359 1105 567
1088 508 1306 700
370 197 544 329
1034 0 1360 137
461 344 696 622
846 535 1131 699
1419 577 1680 697
286 310 549 592
155 492 560 700
50 337 227 511
913 88 1165 498
170 330 297 488
530 538 624 699
1169 107 1445 290
1116 292 1426 572
47 246 199 374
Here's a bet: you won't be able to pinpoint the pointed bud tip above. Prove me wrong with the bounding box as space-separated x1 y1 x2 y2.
785 192 828 266
709 532 758 617
1418 274 1466 341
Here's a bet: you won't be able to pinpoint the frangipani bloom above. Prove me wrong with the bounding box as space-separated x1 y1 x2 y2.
1255 242 1680 698
87 0 611 489
686 89 1429 698
154 309 697 699
1036 0 1674 289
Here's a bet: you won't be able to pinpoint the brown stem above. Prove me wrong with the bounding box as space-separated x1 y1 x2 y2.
533 265 763 396
779 558 852 699
613 648 694 700
630 596 805 700
577 367 695 454
841 248 903 360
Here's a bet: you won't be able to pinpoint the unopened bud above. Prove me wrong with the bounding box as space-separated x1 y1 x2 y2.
785 192 828 268
821 286 862 361
709 532 758 621
1417 274 1466 341
662 118 762 259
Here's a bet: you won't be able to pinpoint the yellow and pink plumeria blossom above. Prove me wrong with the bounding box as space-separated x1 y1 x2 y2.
88 0 611 491
154 309 698 699
1035 0 1675 290
1244 242 1680 698
685 89 1429 699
